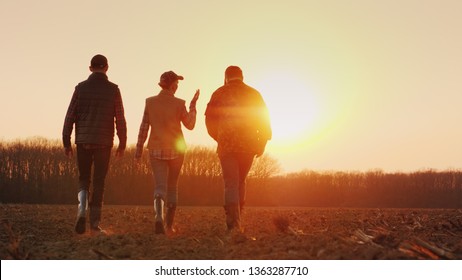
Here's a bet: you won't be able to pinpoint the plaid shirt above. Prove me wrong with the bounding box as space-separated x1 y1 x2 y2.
205 79 271 155
135 98 196 160
62 74 127 149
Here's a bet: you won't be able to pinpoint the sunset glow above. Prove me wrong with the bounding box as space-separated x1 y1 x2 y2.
254 70 320 153
1 1 461 173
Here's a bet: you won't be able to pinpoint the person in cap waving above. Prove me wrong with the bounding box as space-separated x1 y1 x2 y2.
135 71 199 234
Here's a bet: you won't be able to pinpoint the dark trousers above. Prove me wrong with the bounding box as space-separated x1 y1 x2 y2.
218 152 255 209
77 145 112 208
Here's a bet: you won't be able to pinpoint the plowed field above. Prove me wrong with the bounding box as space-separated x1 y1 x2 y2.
1 205 462 260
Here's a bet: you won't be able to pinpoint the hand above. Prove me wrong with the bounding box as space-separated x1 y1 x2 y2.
189 89 200 108
64 147 73 158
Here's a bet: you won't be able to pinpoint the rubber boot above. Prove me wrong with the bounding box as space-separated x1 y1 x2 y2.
75 190 88 234
154 195 165 234
165 204 176 234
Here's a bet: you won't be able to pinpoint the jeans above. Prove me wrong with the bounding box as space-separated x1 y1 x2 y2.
218 152 255 208
76 145 112 208
150 155 184 207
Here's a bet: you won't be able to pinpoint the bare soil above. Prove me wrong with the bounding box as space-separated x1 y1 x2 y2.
1 204 462 260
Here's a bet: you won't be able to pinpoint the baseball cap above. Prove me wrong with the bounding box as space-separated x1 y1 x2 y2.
159 71 184 87
90 54 108 68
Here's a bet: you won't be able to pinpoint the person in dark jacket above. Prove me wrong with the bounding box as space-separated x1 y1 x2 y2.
62 54 127 234
135 71 199 234
205 66 272 232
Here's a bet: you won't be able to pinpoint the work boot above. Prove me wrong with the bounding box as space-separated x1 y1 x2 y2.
154 195 165 234
165 204 176 234
75 190 88 234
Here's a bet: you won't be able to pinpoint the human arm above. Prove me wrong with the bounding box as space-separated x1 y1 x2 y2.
62 89 78 157
181 89 200 130
204 91 219 141
114 89 127 157
254 93 272 157
135 104 150 159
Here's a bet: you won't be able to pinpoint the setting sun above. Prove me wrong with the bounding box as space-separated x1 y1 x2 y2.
2 1 462 273
254 70 320 153
1 0 461 174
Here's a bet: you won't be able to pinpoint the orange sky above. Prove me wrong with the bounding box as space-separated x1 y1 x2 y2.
1 0 461 173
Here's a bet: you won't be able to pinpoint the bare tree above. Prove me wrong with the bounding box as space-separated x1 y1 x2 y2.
249 154 281 179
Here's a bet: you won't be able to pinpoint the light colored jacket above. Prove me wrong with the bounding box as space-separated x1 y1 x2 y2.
136 90 196 157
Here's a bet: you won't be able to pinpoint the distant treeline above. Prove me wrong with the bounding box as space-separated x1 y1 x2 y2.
1 138 461 208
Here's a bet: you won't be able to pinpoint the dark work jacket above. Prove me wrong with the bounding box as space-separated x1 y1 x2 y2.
74 73 126 147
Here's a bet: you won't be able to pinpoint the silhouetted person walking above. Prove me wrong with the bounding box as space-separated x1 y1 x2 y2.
135 71 199 234
63 54 127 234
205 66 271 232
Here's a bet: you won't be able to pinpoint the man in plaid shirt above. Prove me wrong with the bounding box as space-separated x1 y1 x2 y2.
62 54 127 235
205 66 271 232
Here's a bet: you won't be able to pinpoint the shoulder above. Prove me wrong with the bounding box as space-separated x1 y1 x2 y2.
107 80 119 90
76 76 119 91
213 85 227 94
173 96 186 105
165 93 186 105
242 83 260 95
209 85 228 101
75 79 87 89
145 96 157 105
102 77 119 93
146 95 185 105
242 84 264 104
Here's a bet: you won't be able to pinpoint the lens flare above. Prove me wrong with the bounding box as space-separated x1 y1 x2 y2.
254 71 320 153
